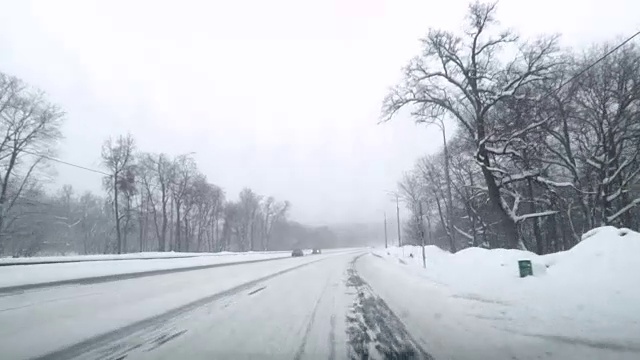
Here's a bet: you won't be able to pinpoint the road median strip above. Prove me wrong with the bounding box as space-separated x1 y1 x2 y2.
0 255 295 294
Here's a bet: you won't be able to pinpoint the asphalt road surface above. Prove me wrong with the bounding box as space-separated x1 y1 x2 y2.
0 250 432 360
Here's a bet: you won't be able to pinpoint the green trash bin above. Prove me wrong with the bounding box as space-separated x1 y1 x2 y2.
518 260 533 278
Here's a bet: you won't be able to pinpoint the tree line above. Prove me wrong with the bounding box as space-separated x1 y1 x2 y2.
0 71 336 256
385 1 640 254
99 134 291 255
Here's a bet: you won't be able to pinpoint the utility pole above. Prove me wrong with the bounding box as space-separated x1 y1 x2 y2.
396 193 402 247
384 212 388 249
426 199 433 246
419 201 426 268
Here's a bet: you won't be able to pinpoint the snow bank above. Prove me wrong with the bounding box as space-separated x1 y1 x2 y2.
549 226 639 277
0 251 292 289
0 248 353 289
372 226 640 351
0 250 290 265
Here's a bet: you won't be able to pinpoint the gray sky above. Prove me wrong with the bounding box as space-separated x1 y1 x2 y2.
0 0 638 225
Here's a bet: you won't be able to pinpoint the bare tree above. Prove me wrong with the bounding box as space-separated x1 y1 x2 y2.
417 156 459 250
77 191 109 254
171 154 196 252
237 188 261 251
418 118 457 251
139 153 174 251
207 186 224 252
261 198 289 251
383 1 560 249
573 43 640 227
102 134 136 254
221 201 241 251
0 72 64 253
398 171 427 247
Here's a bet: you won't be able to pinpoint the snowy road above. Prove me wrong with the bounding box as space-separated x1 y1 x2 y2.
4 250 632 360
1 250 431 360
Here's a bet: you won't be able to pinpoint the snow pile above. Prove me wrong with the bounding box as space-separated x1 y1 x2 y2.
373 226 640 349
547 226 639 278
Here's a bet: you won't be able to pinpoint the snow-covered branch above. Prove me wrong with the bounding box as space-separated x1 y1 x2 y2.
606 198 640 223
515 210 558 223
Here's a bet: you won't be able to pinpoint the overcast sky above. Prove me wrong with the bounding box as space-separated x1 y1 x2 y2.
0 0 638 226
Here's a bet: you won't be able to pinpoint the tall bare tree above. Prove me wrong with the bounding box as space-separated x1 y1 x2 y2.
238 188 261 251
171 154 196 251
139 153 174 251
102 134 136 254
574 43 640 227
0 72 64 253
383 1 560 249
261 197 289 251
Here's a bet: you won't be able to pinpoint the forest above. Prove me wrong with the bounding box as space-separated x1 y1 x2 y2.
0 73 344 256
387 2 640 254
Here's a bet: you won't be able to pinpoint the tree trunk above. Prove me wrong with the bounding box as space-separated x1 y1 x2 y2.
175 200 181 252
433 191 452 250
249 223 254 251
168 198 174 251
441 126 457 252
139 211 144 252
160 185 168 251
114 177 122 254
183 210 190 252
526 178 543 254
480 165 520 249
548 213 558 253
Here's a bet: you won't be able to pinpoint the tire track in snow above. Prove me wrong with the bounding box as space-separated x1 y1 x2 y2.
293 276 332 360
345 254 434 360
329 314 337 360
34 257 329 360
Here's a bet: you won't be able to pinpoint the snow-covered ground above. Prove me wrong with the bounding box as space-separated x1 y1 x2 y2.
0 252 350 359
4 233 638 360
362 226 640 359
0 251 294 289
0 249 352 290
0 250 289 265
73 252 358 360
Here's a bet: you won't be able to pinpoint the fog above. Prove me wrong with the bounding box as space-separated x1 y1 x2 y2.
0 0 638 227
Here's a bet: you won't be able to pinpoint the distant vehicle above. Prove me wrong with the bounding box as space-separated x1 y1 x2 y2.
312 248 322 254
291 249 304 257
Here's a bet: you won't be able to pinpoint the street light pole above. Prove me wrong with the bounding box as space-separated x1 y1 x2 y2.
396 193 402 247
419 200 426 268
384 212 388 249
431 119 456 252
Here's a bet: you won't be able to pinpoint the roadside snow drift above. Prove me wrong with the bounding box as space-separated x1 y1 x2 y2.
369 226 640 359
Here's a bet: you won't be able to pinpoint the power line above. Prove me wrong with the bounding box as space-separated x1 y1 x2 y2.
545 29 640 99
479 28 640 144
21 149 111 177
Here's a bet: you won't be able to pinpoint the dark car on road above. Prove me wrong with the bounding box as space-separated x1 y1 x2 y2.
291 249 304 257
311 248 322 254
